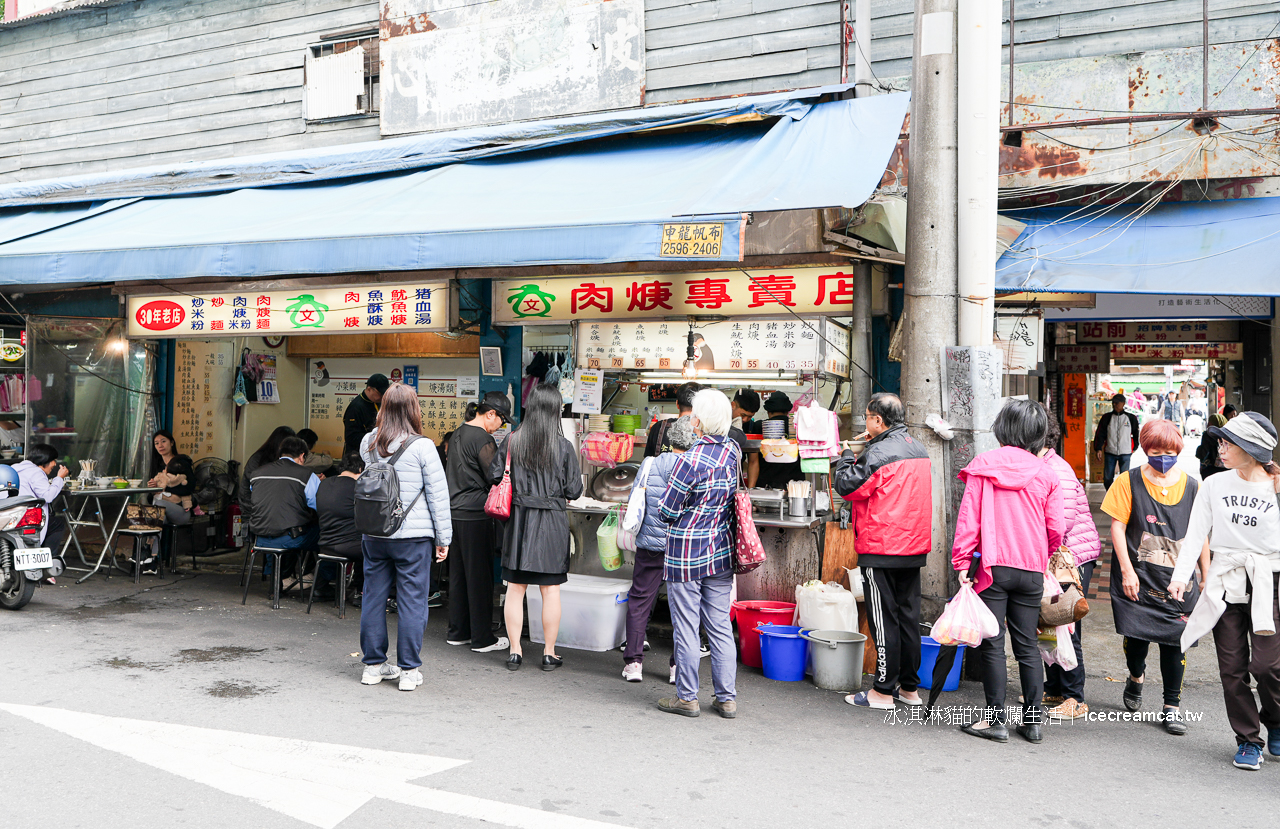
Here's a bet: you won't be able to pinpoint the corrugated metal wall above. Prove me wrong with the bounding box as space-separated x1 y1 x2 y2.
644 0 844 104
871 0 1280 81
0 0 380 184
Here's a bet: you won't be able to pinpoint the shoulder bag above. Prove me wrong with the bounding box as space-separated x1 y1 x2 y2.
730 474 766 575
484 450 512 521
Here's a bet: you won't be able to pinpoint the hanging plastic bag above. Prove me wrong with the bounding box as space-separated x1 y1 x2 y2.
620 458 653 535
930 583 1000 647
1039 623 1078 670
597 507 623 571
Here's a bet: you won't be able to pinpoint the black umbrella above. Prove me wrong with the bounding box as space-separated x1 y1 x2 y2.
926 553 983 714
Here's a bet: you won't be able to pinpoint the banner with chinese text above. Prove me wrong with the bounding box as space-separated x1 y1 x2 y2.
1110 342 1242 361
493 268 863 323
576 319 831 373
126 282 451 338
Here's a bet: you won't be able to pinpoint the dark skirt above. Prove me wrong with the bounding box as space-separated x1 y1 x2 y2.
504 567 568 586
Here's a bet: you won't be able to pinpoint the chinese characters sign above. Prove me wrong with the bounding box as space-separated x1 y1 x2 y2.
660 223 724 258
575 319 826 373
1045 294 1271 322
994 314 1044 373
1076 320 1239 343
1110 342 1243 361
494 269 863 323
173 341 235 460
126 282 451 338
1054 344 1109 372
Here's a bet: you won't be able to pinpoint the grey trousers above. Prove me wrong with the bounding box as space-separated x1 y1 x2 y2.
668 571 736 703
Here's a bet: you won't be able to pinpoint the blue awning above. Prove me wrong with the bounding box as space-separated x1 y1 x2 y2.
0 92 909 286
996 197 1280 296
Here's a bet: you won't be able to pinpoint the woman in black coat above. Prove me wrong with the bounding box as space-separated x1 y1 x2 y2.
488 384 584 672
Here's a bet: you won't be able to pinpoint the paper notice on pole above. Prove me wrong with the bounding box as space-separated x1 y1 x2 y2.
456 376 479 399
920 12 954 56
572 369 603 414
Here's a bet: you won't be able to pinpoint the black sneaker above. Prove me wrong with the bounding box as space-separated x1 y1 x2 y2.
427 591 444 608
350 592 362 608
1123 677 1143 712
386 598 398 614
1163 707 1187 736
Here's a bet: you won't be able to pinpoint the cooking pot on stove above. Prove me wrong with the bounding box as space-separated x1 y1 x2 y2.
590 463 640 503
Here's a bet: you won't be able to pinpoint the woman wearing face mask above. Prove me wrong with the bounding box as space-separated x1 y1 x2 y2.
1101 420 1210 735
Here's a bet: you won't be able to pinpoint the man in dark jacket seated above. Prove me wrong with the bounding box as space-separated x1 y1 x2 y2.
314 450 365 602
249 435 320 589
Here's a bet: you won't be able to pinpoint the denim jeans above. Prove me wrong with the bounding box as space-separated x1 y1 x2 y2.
361 536 432 671
1103 453 1131 491
668 571 735 703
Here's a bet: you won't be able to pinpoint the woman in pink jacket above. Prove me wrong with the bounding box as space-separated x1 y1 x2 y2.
1039 415 1101 720
952 400 1064 744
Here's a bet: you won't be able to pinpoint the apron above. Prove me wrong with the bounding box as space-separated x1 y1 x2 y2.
1110 467 1200 647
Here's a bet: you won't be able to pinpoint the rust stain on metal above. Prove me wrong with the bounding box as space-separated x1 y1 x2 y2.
1000 143 1086 179
382 2 437 38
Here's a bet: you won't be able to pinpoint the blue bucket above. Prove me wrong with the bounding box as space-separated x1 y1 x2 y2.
757 624 809 682
918 635 965 691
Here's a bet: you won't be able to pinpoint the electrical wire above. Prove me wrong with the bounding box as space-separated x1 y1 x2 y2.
1208 14 1280 106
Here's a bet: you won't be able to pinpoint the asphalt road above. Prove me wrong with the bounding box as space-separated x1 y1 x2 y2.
3 564 1279 829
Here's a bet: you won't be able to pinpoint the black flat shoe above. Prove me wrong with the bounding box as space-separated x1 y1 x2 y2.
1124 676 1143 711
505 654 522 672
960 722 1008 742
541 655 563 672
1016 723 1043 744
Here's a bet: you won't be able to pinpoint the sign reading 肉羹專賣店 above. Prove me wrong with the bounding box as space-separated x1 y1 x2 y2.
126 282 451 338
493 269 863 323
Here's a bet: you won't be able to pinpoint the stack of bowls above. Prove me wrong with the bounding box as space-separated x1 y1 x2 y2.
761 419 787 439
588 414 611 433
611 414 640 434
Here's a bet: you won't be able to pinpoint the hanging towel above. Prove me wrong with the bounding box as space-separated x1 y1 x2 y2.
796 402 839 458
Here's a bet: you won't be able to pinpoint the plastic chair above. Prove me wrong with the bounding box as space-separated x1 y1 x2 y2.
306 551 353 619
116 526 163 584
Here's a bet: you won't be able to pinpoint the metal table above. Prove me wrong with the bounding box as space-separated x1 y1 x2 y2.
59 486 162 583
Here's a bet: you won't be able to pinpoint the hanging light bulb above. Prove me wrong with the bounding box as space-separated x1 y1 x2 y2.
681 326 698 379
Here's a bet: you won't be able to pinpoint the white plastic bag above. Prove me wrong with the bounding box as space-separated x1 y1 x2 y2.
794 580 857 632
620 458 653 534
1039 623 1078 670
930 583 1000 647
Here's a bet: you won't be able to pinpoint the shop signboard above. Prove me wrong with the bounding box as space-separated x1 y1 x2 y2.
493 268 865 324
1054 344 1109 373
173 341 236 460
1076 320 1239 343
1110 342 1243 361
126 281 452 338
575 318 823 372
1043 294 1271 322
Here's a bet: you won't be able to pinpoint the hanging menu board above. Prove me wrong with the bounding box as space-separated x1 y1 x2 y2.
173 341 236 460
575 319 825 372
306 357 479 455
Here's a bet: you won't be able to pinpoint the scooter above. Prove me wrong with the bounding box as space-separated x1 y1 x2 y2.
0 466 63 610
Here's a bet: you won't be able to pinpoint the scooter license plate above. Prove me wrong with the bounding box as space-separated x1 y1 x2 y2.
13 547 51 572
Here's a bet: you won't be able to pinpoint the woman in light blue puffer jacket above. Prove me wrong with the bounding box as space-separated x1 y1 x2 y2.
622 416 696 683
356 383 452 692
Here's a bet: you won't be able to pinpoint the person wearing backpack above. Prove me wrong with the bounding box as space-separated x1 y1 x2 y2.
357 383 452 692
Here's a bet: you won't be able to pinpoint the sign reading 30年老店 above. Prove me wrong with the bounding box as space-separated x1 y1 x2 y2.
126 282 452 338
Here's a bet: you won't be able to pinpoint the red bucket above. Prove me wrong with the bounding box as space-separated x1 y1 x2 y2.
732 600 796 667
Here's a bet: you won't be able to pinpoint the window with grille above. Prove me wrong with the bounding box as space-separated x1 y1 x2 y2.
305 31 380 121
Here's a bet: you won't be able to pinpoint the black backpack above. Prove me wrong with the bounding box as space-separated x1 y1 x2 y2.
354 435 424 537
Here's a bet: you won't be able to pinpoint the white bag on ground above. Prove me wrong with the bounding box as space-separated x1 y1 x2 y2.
794 580 858 632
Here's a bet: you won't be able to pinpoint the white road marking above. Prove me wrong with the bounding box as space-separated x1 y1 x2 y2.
0 703 623 829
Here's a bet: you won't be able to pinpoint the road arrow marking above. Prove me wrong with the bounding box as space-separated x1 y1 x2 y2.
1 703 623 829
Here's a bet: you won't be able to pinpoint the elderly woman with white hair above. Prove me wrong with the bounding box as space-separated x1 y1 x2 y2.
656 389 741 719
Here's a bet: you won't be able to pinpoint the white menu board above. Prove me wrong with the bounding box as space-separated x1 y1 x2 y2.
576 319 825 372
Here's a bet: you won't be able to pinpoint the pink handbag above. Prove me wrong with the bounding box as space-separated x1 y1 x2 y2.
731 486 766 575
484 451 512 520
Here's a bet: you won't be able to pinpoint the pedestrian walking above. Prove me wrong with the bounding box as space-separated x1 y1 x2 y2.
952 400 1063 743
1040 415 1101 720
1102 419 1206 734
489 383 584 672
831 392 931 711
1093 393 1139 491
1196 413 1228 479
622 415 696 684
1169 413 1280 770
657 389 740 719
444 392 512 654
358 383 452 692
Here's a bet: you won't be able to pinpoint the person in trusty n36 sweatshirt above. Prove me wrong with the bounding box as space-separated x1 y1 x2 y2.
832 393 932 712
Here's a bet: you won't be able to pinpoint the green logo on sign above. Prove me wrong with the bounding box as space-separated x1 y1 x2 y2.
507 284 556 318
286 294 330 328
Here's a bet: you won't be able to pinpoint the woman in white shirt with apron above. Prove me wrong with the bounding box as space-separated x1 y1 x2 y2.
1169 412 1280 771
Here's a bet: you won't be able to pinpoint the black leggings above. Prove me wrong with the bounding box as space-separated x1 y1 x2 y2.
1123 637 1186 707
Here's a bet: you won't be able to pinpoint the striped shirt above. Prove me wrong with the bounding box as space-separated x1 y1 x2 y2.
659 434 741 582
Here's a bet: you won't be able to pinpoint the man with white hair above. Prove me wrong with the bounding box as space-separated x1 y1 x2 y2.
657 389 741 719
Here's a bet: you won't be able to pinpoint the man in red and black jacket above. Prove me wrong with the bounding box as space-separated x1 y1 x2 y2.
833 392 932 710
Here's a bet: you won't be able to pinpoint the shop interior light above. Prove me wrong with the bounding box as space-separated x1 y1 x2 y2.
681 326 698 379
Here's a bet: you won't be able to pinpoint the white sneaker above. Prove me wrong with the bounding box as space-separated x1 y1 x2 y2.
669 665 676 685
471 637 509 653
399 669 424 691
623 663 643 682
361 663 401 685
446 638 472 646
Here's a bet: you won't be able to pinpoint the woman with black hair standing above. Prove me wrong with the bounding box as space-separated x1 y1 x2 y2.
488 384 583 671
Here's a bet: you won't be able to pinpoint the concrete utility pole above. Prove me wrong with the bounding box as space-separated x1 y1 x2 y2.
956 0 1000 347
900 0 958 615
849 0 874 426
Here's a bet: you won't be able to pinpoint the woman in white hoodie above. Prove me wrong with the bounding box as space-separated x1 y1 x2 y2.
1169 412 1280 771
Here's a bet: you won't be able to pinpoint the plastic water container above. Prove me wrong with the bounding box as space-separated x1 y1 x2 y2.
757 624 809 682
526 574 631 652
732 600 797 668
918 635 966 691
